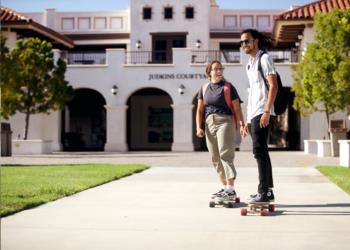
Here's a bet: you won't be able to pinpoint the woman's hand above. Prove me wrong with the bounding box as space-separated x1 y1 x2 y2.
241 124 249 137
196 128 205 138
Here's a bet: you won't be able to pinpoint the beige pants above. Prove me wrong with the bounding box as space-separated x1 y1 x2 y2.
205 113 237 183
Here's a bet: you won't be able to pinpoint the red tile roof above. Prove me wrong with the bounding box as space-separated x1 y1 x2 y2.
275 0 350 20
0 6 74 48
0 6 30 22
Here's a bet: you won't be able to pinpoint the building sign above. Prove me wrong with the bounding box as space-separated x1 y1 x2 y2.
149 73 207 80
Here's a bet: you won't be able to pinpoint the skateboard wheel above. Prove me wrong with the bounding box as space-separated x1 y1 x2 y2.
260 209 269 216
235 197 240 203
227 202 234 208
209 201 215 208
241 208 248 216
268 204 275 212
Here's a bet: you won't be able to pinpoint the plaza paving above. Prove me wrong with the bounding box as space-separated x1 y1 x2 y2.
1 151 350 250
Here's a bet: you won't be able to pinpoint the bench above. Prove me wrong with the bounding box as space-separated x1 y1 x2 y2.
338 140 350 167
304 139 331 157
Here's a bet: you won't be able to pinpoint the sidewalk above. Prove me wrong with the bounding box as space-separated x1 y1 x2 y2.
1 152 350 250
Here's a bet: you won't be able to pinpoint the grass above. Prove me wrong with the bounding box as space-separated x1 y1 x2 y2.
316 166 350 195
0 164 149 217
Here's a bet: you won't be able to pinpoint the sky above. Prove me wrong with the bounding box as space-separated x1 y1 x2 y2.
2 0 316 12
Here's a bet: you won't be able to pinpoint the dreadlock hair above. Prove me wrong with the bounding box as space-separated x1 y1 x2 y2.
240 29 272 51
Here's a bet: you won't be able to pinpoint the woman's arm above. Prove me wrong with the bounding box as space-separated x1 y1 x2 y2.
196 99 205 137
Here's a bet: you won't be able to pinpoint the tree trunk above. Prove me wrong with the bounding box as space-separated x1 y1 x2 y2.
24 109 30 140
325 107 330 139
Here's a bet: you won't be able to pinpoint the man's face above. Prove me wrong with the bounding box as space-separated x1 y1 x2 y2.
240 32 257 55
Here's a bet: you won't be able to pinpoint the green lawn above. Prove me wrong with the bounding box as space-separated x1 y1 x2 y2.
0 164 149 217
316 166 350 195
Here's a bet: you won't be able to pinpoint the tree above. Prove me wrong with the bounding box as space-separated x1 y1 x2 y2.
292 9 350 130
0 37 74 140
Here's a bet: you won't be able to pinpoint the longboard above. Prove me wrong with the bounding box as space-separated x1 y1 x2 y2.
209 196 240 208
240 202 275 216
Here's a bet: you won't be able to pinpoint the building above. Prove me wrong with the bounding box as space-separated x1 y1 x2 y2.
2 0 349 154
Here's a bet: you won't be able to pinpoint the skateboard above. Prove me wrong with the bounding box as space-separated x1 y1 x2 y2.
209 195 240 208
240 202 275 216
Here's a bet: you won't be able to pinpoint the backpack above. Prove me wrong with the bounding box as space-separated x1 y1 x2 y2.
202 82 242 146
258 52 288 115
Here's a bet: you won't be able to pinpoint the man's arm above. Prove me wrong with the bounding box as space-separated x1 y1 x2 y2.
264 74 278 113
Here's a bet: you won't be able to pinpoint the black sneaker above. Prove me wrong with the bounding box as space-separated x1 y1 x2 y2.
249 192 269 203
249 190 275 202
267 190 275 202
223 190 237 201
212 189 225 197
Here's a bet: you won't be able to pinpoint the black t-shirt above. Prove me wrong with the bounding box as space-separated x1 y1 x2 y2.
197 80 242 119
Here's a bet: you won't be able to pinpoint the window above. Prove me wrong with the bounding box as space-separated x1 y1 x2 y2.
78 18 90 30
110 17 123 29
143 7 152 20
185 7 194 19
62 18 74 30
224 15 237 28
257 15 270 28
240 15 254 27
164 7 173 19
94 17 106 29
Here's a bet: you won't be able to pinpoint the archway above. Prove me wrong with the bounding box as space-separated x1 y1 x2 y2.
62 88 106 151
127 88 173 150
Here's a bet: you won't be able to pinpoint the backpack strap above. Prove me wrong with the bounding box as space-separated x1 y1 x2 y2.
257 51 270 91
223 82 238 128
201 82 210 97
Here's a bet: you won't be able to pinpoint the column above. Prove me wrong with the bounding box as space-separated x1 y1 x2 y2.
171 104 194 152
105 105 128 152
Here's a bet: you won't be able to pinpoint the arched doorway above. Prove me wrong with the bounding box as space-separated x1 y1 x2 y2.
62 88 106 151
127 88 173 150
268 87 300 150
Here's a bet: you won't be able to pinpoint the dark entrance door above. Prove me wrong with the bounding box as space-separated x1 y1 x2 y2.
62 89 106 151
268 87 300 150
127 88 173 150
152 34 186 63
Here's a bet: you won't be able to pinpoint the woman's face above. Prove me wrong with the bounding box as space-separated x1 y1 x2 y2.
210 62 224 82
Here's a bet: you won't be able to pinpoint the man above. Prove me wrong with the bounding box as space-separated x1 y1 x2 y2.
240 29 277 203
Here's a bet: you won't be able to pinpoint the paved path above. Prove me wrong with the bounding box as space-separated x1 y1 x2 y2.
1 152 350 250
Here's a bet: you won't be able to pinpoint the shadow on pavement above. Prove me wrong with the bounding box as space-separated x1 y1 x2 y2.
272 203 350 216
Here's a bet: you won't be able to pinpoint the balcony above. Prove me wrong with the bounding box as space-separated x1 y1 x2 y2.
191 50 241 64
67 51 106 65
125 51 173 64
65 48 298 66
267 50 298 63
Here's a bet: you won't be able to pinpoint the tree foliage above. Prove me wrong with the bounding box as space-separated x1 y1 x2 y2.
0 37 74 139
292 9 350 126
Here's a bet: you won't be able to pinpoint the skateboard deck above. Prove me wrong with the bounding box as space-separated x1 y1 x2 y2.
240 202 275 216
209 196 240 208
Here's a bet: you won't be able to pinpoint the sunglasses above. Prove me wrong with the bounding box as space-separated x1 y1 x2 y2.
240 39 254 46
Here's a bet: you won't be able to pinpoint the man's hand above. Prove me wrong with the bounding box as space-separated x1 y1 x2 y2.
260 113 270 128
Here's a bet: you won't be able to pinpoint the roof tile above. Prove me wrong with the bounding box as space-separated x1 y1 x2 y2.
0 6 30 22
275 0 350 20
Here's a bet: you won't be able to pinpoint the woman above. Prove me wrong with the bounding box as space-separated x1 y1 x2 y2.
196 60 245 200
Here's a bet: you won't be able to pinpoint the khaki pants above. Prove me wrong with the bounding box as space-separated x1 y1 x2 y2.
205 113 237 183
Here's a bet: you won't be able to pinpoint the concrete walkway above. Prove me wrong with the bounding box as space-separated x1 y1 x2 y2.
1 152 350 250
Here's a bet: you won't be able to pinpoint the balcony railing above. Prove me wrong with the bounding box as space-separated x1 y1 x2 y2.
125 51 173 64
67 51 106 65
191 50 241 64
191 50 298 64
65 49 298 65
268 50 298 63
